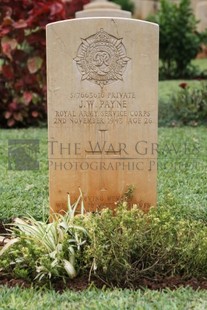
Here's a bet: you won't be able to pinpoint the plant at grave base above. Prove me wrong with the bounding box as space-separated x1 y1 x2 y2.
0 0 89 128
2 193 207 288
0 192 88 283
114 185 135 208
67 189 85 219
77 202 207 287
168 82 207 126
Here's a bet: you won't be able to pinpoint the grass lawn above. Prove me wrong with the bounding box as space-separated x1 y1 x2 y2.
0 128 48 220
158 126 207 219
1 286 207 309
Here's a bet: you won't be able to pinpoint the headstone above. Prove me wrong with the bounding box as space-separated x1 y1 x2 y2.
134 0 158 20
196 1 207 32
46 0 159 215
191 0 199 13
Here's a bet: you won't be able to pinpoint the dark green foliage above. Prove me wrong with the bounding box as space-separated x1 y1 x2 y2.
110 0 134 13
150 0 203 79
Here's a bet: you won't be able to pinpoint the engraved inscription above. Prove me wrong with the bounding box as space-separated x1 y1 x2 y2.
74 29 130 88
53 109 152 126
53 90 153 126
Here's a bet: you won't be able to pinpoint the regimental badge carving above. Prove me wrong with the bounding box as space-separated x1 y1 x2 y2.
74 28 130 88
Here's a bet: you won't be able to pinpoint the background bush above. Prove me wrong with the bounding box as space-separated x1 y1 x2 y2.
150 0 205 79
0 0 89 128
159 81 207 126
109 0 134 13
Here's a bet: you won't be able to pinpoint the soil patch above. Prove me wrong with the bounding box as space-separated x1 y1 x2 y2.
0 221 8 235
0 274 207 292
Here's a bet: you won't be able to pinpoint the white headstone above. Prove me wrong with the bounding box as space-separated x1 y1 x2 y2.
196 1 207 32
46 1 159 214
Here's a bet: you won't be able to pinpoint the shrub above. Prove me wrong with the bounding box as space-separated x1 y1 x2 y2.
150 0 204 79
0 0 89 128
77 203 207 287
167 82 207 126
